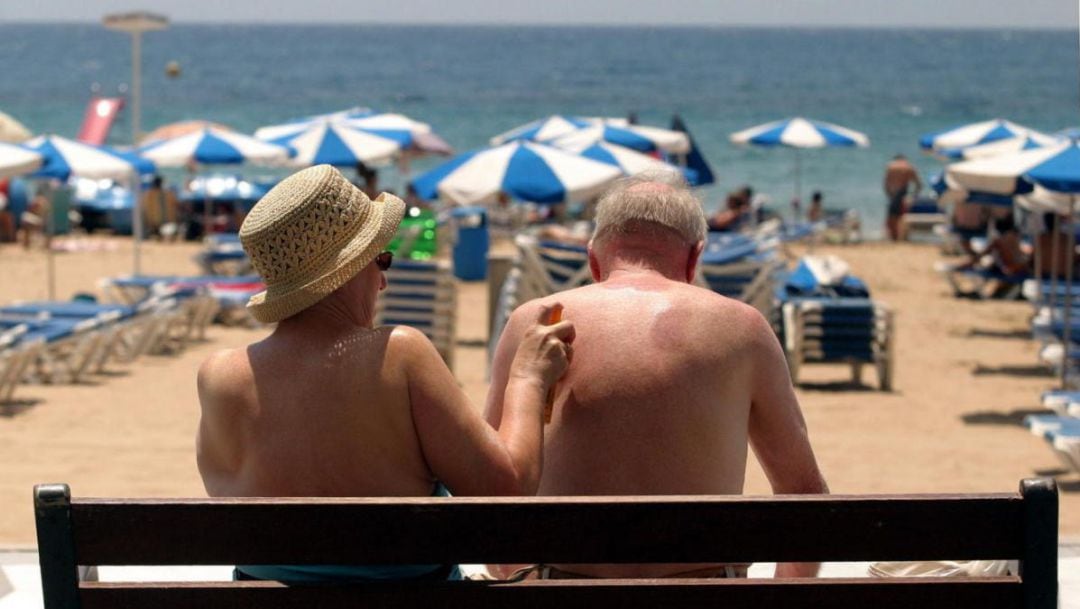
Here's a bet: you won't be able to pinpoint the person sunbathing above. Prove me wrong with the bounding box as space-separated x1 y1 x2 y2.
196 165 574 583
487 172 828 580
952 214 1029 297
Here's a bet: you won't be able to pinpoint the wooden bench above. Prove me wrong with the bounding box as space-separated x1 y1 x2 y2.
34 479 1058 609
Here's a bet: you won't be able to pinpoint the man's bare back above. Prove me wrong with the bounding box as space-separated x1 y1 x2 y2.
523 277 758 497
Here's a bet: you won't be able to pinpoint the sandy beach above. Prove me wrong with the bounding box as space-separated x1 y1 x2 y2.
0 235 1074 545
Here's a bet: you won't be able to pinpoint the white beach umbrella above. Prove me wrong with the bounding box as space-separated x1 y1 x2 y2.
940 133 1059 161
0 110 32 143
919 119 1043 154
0 142 43 178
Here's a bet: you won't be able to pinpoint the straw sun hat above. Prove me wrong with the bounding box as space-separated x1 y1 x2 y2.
239 164 405 323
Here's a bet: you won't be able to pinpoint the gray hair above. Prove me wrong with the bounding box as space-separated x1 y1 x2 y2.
591 171 707 246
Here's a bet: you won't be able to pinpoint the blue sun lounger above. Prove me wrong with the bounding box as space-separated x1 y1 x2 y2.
1023 414 1080 472
696 233 783 314
773 257 894 390
0 315 103 385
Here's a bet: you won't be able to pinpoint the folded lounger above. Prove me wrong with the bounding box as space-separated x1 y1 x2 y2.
773 257 893 391
374 260 457 370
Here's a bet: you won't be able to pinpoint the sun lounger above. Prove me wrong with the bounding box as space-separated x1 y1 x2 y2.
374 260 457 370
901 201 948 241
1023 414 1080 472
0 322 40 403
696 233 784 314
194 233 252 276
773 257 893 390
3 316 103 385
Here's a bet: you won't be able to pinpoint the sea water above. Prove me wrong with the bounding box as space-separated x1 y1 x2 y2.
1 24 1077 232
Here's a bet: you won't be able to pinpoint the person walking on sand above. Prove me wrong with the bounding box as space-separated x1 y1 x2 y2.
487 172 828 580
196 165 575 583
883 154 922 241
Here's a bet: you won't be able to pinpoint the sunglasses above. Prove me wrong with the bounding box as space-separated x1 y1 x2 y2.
375 251 393 271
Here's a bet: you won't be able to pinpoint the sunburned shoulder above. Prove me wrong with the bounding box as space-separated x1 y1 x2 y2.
676 283 775 343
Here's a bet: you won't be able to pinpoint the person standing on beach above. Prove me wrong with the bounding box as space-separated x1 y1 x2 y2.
196 165 575 583
883 154 922 241
486 172 828 580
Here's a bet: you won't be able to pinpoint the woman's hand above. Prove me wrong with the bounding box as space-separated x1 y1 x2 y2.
509 303 575 390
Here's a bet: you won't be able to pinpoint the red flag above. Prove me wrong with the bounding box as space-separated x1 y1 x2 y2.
76 97 125 145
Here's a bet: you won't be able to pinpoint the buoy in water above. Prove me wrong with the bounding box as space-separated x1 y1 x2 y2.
165 60 181 78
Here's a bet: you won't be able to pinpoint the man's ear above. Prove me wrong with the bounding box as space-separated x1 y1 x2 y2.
687 240 704 283
587 241 603 282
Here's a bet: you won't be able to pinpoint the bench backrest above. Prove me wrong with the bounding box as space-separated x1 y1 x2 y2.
34 479 1057 609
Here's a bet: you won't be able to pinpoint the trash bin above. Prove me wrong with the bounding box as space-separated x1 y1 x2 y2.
450 206 488 281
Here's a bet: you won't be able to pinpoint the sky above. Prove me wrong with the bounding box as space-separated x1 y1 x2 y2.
1 0 1076 28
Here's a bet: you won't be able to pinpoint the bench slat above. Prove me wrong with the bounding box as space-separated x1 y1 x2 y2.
70 494 1025 565
79 577 1024 609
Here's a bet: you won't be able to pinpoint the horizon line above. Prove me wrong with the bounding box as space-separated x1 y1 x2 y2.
1 19 1074 31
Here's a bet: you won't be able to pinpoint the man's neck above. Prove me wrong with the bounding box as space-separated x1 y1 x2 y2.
603 260 686 283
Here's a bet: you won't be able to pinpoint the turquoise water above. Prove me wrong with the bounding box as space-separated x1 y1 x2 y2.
1 24 1078 232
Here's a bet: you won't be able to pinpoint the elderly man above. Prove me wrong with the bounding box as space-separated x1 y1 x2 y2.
197 165 574 582
487 172 828 579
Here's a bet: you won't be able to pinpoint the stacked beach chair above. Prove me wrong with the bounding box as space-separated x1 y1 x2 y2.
772 255 894 391
0 295 197 403
374 260 457 370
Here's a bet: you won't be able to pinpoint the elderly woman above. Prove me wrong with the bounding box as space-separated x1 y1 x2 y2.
196 165 573 582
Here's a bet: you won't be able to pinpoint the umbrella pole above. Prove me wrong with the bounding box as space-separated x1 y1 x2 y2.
46 183 55 300
1064 199 1077 389
794 148 802 221
131 173 143 275
1033 211 1042 307
1051 214 1061 313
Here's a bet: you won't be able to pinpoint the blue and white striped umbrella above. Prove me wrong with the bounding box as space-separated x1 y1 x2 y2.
255 110 430 149
551 122 691 155
729 117 870 149
555 138 697 182
0 142 42 178
730 117 868 203
946 140 1080 197
494 116 691 156
939 133 1058 161
262 122 403 167
25 135 154 180
411 140 622 205
919 119 1042 153
490 115 593 146
138 128 292 167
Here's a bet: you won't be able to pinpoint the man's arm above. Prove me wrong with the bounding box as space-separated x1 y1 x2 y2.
744 312 829 578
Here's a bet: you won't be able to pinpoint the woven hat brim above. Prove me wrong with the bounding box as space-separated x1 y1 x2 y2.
246 194 406 323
